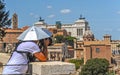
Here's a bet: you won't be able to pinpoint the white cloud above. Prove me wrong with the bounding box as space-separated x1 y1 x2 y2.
117 11 120 14
30 13 34 16
48 14 55 18
34 15 39 18
29 13 39 19
60 9 71 14
117 28 120 31
47 5 52 9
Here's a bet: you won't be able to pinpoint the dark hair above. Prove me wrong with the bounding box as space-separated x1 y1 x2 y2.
48 38 52 46
38 39 44 49
37 37 52 50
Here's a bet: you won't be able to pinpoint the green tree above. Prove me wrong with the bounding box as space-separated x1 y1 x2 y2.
117 44 120 47
80 58 109 75
54 35 64 43
64 36 76 47
54 35 75 47
69 59 84 70
0 0 11 41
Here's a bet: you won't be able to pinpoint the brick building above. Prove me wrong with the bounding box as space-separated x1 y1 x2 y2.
74 27 112 64
83 40 111 64
0 13 29 52
48 28 67 37
0 13 68 53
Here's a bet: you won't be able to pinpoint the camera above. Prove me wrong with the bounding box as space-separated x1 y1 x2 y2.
38 37 53 49
48 38 52 46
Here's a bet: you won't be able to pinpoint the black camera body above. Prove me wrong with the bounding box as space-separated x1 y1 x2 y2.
38 37 52 48
48 38 52 46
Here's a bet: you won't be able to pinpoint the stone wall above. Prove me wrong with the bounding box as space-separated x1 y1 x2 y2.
0 53 75 75
30 61 75 75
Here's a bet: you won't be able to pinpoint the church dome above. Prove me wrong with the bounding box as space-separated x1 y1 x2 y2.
83 26 94 41
83 30 94 38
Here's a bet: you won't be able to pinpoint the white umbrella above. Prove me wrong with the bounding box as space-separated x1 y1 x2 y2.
17 26 52 41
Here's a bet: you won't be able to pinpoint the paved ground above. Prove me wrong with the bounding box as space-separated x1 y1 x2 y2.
0 53 10 64
0 53 10 73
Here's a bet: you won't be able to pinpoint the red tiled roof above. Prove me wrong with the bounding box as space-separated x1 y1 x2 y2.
5 29 23 32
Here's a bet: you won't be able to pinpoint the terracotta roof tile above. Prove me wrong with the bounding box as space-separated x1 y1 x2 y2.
5 29 23 32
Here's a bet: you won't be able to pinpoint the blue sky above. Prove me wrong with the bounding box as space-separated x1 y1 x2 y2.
4 0 120 40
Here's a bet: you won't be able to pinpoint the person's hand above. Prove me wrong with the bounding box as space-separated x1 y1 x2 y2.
44 38 50 47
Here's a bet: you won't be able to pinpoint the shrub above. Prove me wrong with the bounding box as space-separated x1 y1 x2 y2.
69 59 84 70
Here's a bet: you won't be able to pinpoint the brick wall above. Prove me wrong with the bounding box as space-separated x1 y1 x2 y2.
84 44 111 64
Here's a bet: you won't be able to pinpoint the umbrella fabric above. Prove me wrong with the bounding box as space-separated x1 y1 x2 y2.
17 26 52 41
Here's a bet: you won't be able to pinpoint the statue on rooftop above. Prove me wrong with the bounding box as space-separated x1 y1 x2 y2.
79 14 85 19
39 17 44 22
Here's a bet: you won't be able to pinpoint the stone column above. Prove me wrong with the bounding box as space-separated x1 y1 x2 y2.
60 53 62 61
0 41 3 52
55 53 57 60
74 49 77 59
74 39 77 59
48 52 50 60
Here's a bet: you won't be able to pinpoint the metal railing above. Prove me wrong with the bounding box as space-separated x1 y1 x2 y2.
0 64 32 75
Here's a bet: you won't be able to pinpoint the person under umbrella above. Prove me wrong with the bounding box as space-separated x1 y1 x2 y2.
2 26 52 75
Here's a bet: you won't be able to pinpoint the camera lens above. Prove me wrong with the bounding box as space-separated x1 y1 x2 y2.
48 38 52 46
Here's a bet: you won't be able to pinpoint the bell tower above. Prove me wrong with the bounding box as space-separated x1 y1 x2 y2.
12 13 18 29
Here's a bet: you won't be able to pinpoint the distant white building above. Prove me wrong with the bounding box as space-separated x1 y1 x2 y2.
34 16 89 41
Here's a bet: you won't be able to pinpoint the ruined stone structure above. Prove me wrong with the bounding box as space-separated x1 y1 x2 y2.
47 43 68 61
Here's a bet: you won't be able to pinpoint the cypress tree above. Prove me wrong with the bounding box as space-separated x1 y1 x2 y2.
0 0 11 41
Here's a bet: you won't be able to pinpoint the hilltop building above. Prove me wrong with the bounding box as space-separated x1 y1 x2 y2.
34 16 113 64
74 26 120 68
74 27 112 64
0 13 29 52
34 15 89 41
